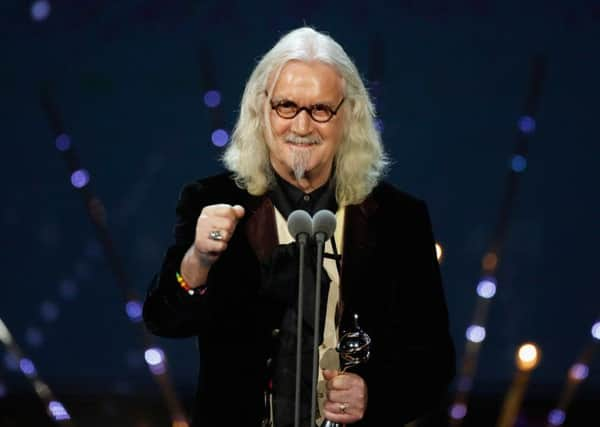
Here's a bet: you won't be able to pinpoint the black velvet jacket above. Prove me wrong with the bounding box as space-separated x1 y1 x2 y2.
143 173 455 426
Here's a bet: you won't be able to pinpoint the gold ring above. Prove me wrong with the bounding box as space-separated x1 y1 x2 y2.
339 402 348 414
209 230 223 241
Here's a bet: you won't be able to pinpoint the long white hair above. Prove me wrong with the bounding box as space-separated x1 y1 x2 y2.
222 27 389 206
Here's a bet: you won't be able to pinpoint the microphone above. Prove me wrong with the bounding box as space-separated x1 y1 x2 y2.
312 209 336 244
287 209 313 245
287 210 313 427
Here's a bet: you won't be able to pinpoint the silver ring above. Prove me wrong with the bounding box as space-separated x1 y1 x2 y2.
209 230 223 241
339 402 348 414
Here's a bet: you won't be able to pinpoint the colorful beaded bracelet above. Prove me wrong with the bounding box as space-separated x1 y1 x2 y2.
176 271 207 296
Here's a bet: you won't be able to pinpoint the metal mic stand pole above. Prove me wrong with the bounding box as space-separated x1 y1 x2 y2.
294 233 308 427
310 233 326 427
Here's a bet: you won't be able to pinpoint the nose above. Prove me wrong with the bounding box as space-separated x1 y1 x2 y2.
291 110 313 136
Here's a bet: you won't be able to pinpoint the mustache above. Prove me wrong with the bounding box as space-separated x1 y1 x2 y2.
284 133 321 145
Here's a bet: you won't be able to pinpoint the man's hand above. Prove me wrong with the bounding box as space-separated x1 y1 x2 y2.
321 369 368 424
193 203 245 266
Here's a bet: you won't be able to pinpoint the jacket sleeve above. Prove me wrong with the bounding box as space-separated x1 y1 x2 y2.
142 182 213 338
359 200 456 425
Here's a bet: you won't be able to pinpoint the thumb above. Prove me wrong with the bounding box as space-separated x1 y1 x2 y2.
232 205 245 219
322 369 339 381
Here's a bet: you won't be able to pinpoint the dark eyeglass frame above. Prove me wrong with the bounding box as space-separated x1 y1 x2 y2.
268 95 345 123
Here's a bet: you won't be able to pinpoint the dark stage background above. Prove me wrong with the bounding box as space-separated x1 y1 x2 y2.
1 1 599 426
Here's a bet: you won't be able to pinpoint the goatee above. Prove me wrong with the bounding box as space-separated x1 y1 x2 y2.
291 147 311 182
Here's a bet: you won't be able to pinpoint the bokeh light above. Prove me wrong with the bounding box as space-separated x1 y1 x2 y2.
516 343 540 371
518 115 536 134
476 278 497 299
569 363 589 381
25 327 44 348
126 300 143 322
466 325 486 343
70 169 90 189
511 154 527 172
48 401 71 421
591 321 600 340
144 348 164 366
40 301 59 322
449 403 467 420
435 242 443 263
211 129 229 147
55 133 71 151
30 0 51 22
547 409 565 426
203 90 221 108
19 358 36 376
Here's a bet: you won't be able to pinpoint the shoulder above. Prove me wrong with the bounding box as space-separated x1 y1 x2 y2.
369 180 427 213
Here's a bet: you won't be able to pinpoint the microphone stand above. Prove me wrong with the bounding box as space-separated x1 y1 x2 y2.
310 231 326 427
294 231 308 427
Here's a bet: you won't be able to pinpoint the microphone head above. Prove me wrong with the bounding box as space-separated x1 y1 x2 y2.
312 209 336 240
287 210 313 239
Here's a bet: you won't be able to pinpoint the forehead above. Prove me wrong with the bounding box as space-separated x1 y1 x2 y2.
271 60 344 102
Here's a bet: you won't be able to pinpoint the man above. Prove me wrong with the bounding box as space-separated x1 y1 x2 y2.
143 27 455 426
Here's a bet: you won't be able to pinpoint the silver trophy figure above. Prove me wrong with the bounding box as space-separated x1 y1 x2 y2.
321 313 371 427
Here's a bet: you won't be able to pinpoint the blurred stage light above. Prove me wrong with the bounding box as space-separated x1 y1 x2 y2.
3 353 18 371
55 133 71 151
547 408 566 426
0 381 6 398
70 169 90 189
126 300 143 322
40 300 59 322
591 321 600 340
481 252 498 271
144 348 164 366
569 363 589 381
476 278 496 299
449 403 467 420
511 155 527 173
19 358 36 376
435 242 443 262
48 400 71 421
516 343 540 371
203 90 221 108
466 325 486 343
30 0 50 22
456 375 472 392
25 327 44 348
518 116 536 134
211 129 229 147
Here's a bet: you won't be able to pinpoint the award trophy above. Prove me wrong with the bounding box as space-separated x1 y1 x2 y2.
321 313 371 427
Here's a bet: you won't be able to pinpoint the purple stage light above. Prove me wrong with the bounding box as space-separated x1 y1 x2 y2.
569 363 589 381
40 301 59 322
518 116 536 134
211 129 229 147
204 90 222 108
19 358 36 376
31 0 51 22
55 134 71 151
125 300 143 322
449 403 467 420
547 409 565 426
25 327 44 348
511 154 527 172
150 361 166 375
70 169 90 189
48 401 71 421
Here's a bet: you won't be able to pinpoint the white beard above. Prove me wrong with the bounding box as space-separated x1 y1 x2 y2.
291 147 311 181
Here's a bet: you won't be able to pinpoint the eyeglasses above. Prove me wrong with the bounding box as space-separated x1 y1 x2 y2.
269 97 345 123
